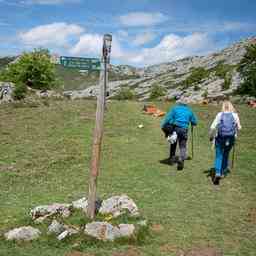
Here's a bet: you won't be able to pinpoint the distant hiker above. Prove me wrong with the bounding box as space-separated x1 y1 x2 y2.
161 97 198 170
209 100 241 185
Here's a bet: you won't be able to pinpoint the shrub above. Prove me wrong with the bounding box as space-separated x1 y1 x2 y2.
149 84 167 99
114 88 135 100
237 44 256 96
193 85 200 91
3 48 58 91
181 67 210 89
12 83 27 100
222 74 232 90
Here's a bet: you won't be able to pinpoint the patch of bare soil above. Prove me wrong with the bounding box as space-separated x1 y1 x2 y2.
65 252 95 256
248 208 256 224
160 244 185 255
150 224 164 233
185 247 222 256
0 164 15 172
112 247 141 256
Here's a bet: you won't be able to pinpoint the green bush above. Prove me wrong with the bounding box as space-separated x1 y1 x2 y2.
2 48 58 91
149 84 167 99
181 67 210 89
222 74 232 90
237 44 256 96
114 88 135 100
193 85 200 91
12 83 27 100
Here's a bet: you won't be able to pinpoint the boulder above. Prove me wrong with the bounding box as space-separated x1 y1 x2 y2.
4 226 41 241
72 197 88 211
0 82 14 103
99 195 139 218
84 222 135 241
30 203 72 221
47 220 65 235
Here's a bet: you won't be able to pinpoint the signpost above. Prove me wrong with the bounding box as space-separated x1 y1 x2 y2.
60 56 101 71
87 34 112 219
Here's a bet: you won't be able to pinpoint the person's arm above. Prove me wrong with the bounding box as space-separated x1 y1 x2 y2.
233 113 242 130
190 111 198 126
209 113 221 140
161 107 175 128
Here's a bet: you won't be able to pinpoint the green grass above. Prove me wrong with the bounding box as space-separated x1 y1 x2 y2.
0 100 255 256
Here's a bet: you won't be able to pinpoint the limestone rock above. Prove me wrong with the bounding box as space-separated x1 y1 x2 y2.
72 197 88 210
30 203 72 221
4 226 41 241
0 82 14 103
84 222 135 241
57 227 79 241
99 195 139 218
47 220 65 235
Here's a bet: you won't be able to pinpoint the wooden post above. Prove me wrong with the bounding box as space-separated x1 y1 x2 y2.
87 34 111 219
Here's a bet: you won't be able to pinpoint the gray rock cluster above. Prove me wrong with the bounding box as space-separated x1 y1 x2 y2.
4 195 142 242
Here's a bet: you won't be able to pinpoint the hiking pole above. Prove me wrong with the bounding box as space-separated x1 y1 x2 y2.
231 141 236 171
191 126 194 159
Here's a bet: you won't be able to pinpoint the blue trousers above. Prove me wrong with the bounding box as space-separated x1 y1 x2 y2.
214 137 234 176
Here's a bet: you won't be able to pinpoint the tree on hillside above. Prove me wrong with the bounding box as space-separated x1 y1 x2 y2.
237 44 256 97
0 48 59 94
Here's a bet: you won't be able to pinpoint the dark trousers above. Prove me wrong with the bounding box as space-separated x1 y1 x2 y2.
170 126 188 161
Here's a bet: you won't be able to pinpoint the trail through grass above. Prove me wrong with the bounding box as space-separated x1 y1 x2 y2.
0 100 255 256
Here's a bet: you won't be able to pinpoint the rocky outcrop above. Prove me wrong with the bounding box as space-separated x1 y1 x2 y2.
63 37 254 103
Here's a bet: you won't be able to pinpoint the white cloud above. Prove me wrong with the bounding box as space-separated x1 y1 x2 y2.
132 31 156 46
70 33 125 59
20 22 84 48
20 0 80 5
126 33 215 66
119 12 168 27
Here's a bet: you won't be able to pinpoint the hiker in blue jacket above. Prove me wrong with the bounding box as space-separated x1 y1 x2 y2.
161 97 197 170
209 100 241 185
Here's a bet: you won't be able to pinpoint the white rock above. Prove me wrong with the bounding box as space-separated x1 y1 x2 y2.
30 203 72 221
5 226 41 241
99 195 139 218
47 220 65 235
57 227 79 241
118 224 135 237
72 197 88 210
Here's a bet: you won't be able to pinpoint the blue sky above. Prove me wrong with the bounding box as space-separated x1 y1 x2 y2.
0 0 255 66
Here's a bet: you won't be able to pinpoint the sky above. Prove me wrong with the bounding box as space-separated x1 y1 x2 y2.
0 0 255 66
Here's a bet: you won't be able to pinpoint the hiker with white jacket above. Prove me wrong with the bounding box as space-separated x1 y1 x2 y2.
209 100 242 185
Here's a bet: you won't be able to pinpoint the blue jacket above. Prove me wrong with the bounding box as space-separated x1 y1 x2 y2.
161 104 198 129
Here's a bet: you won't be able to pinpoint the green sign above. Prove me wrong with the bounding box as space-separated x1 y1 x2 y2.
60 56 101 70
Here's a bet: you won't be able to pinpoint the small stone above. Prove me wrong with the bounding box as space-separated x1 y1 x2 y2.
5 226 41 241
137 220 148 226
57 230 69 241
47 220 65 235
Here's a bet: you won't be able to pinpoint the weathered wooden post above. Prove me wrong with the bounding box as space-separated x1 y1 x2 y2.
87 34 112 219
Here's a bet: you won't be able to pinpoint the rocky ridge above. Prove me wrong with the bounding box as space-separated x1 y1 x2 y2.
64 37 255 103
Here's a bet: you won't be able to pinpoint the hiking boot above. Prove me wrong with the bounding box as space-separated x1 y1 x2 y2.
177 160 184 171
169 156 176 165
213 175 221 185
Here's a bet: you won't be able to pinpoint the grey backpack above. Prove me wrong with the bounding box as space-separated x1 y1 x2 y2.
218 112 237 137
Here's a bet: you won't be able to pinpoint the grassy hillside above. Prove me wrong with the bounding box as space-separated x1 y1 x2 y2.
0 100 255 256
0 57 15 70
